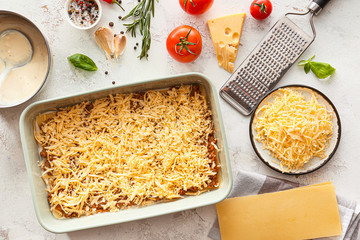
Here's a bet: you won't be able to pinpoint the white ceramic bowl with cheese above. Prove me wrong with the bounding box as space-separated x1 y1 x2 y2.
250 85 341 175
19 73 232 233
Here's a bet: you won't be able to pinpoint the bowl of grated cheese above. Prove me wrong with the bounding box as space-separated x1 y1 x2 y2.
250 85 341 175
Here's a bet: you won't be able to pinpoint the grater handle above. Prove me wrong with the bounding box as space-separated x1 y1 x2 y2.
313 0 330 8
308 0 331 15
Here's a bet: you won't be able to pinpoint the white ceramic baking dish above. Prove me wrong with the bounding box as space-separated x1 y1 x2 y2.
19 72 232 233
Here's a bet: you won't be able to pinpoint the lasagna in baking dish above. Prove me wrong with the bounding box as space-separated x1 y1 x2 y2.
34 85 219 218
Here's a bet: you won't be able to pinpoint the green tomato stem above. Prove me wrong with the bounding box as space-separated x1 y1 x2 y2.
175 28 197 56
253 2 267 14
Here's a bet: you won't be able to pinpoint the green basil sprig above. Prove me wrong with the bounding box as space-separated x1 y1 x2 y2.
67 53 98 71
298 55 335 79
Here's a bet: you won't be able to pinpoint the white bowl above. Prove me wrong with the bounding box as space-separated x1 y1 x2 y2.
250 85 341 175
64 0 102 30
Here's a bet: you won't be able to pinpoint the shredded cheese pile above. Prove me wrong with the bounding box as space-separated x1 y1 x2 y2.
34 85 218 218
254 88 333 172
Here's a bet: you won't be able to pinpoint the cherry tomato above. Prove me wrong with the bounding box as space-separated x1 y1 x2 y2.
250 0 272 20
166 25 202 63
179 0 214 15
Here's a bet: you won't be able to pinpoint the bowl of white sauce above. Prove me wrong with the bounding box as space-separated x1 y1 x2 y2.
65 0 102 30
0 11 51 108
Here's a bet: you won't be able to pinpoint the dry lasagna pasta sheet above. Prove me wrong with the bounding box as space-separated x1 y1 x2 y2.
34 85 219 218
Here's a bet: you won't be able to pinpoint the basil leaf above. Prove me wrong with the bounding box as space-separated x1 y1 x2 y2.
309 62 336 79
298 55 335 79
67 54 98 71
298 60 308 66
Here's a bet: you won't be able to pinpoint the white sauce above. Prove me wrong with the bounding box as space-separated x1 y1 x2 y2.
0 19 48 107
0 30 35 106
0 30 32 67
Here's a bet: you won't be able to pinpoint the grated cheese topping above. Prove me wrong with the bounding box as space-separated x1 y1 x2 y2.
34 85 219 218
254 88 333 172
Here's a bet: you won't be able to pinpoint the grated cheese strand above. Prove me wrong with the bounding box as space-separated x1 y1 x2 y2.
254 88 333 172
34 85 219 218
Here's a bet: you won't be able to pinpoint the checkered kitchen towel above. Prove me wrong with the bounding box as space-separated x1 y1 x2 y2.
208 170 360 240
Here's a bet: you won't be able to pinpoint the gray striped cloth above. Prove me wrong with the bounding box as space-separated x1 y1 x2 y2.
208 170 360 240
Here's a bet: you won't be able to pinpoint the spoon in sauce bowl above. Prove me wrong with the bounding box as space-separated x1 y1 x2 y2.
0 30 33 86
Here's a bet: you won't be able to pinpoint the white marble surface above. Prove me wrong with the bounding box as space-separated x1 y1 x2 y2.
0 0 360 239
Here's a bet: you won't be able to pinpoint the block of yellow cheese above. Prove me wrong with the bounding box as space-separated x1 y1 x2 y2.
207 13 246 73
216 182 342 240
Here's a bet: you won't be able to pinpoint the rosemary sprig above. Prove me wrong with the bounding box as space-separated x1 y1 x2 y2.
122 0 159 60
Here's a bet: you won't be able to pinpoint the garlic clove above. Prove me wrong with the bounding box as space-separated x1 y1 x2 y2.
94 27 114 59
114 34 126 58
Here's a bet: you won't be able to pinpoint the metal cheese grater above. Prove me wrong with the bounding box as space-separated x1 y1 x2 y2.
220 0 331 115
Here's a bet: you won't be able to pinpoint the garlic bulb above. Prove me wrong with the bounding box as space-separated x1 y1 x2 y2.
94 27 126 60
